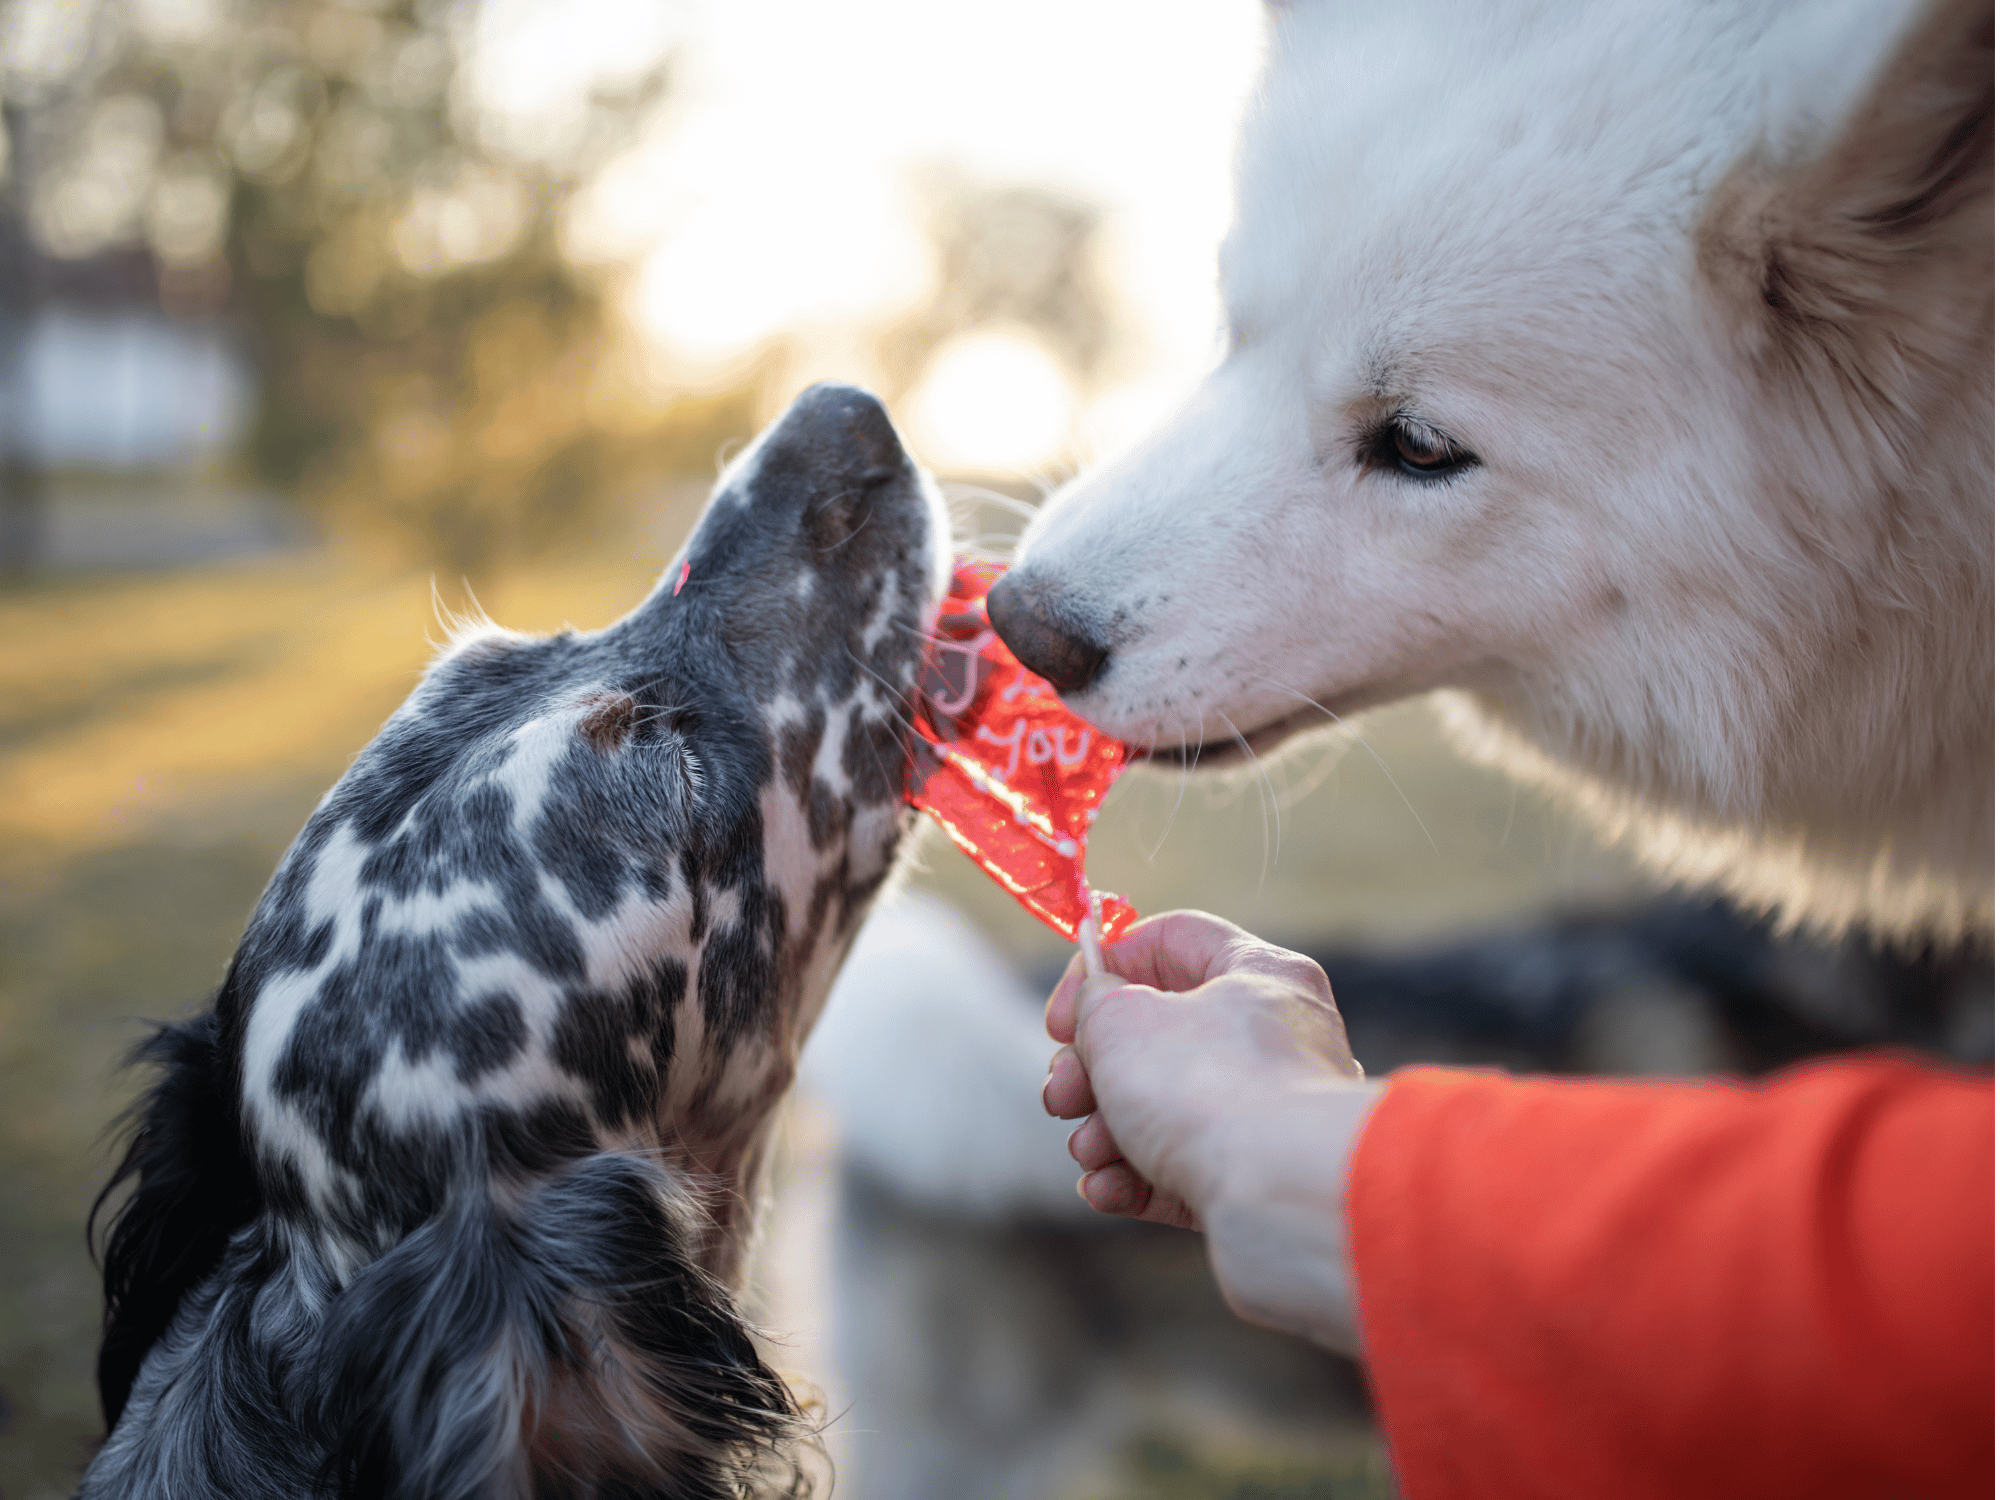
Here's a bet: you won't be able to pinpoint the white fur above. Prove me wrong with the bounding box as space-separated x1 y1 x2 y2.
801 892 1099 1220
1017 0 1992 935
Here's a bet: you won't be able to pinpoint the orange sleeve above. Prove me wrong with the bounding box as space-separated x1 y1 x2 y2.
1347 1055 1994 1500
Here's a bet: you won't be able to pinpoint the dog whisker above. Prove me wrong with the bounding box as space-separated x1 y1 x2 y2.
813 500 875 553
1270 732 1350 813
1144 718 1195 863
939 483 1043 526
1498 778 1521 853
843 648 927 741
1244 670 1440 857
1219 710 1280 887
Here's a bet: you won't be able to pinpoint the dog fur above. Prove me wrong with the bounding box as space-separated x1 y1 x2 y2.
83 383 948 1498
1001 0 1992 936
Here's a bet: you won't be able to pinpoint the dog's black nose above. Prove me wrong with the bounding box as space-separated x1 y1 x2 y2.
987 573 1108 693
764 381 908 485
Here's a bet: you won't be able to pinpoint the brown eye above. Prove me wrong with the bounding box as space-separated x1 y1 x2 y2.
1364 415 1477 482
1393 423 1452 471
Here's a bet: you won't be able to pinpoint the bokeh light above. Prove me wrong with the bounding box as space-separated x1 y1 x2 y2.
560 0 1263 472
4 9 1990 1500
906 327 1076 476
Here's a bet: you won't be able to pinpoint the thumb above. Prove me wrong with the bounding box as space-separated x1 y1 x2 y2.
1071 972 1143 1058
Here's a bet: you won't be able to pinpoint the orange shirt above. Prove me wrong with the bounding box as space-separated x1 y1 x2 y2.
1348 1056 1994 1499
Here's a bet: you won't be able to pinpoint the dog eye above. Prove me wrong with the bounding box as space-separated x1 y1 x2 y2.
1364 416 1478 482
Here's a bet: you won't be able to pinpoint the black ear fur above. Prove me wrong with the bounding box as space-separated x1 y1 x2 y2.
90 998 259 1430
314 1149 809 1499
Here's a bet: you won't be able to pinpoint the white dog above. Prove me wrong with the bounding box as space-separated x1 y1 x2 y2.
995 0 1992 936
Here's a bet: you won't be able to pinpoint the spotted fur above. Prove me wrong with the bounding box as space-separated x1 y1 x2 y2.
84 384 949 1498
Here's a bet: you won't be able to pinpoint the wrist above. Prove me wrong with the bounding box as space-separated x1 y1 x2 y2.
1197 1080 1384 1356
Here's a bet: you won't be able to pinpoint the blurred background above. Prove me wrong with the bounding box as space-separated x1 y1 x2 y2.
0 1 1988 1496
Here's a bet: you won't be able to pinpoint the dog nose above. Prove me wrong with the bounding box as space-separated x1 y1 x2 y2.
762 381 908 486
987 573 1108 693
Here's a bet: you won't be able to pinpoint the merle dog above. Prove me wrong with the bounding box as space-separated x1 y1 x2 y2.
82 385 947 1498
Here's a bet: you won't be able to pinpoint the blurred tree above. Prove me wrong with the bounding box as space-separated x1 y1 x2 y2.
0 99 46 573
875 167 1126 408
0 0 751 580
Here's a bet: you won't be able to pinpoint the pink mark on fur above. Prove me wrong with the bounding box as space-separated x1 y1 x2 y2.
674 560 691 597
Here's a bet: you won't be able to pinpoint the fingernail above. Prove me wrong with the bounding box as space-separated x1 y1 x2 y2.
1067 1123 1083 1158
1075 1173 1092 1201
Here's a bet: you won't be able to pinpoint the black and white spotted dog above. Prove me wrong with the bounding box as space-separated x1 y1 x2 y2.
83 384 948 1498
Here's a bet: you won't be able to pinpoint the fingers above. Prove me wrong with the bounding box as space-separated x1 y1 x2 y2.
1045 951 1087 1044
1043 970 1154 1119
1048 970 1134 1058
1042 1046 1096 1120
1078 1160 1149 1215
1077 1163 1201 1230
1098 909 1259 990
1065 1111 1121 1170
1068 1117 1199 1229
1045 909 1257 1043
1070 971 1135 1040
1137 1187 1202 1232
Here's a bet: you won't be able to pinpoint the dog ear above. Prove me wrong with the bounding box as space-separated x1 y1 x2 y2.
1699 0 1991 456
316 1149 811 1498
92 1000 261 1431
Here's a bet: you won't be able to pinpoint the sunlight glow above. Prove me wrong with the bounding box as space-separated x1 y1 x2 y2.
464 0 689 163
906 330 1076 476
625 173 933 373
542 0 1265 467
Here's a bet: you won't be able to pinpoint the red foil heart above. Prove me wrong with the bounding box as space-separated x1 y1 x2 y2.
906 559 1138 944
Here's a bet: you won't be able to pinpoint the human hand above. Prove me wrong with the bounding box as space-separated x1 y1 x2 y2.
1041 910 1381 1352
